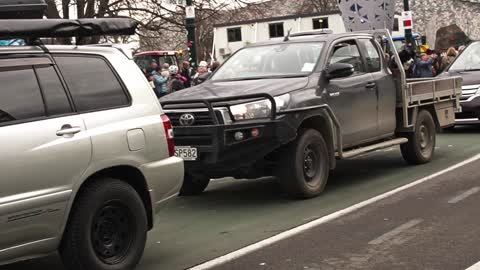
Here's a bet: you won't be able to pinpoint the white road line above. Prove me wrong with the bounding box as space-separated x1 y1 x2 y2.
466 261 480 270
448 187 480 204
188 154 480 270
368 219 423 245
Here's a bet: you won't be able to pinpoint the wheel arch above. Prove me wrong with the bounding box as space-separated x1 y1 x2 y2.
63 165 154 236
419 105 442 132
298 113 337 169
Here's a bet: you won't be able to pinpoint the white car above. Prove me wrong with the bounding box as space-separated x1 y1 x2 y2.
0 18 184 270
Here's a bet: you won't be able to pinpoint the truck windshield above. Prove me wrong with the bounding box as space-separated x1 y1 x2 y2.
449 42 480 72
212 42 324 81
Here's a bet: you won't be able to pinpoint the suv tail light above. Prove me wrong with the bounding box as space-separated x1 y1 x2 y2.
161 114 175 157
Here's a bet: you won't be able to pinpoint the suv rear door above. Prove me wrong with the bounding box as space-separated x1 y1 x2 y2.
0 57 91 256
326 39 378 147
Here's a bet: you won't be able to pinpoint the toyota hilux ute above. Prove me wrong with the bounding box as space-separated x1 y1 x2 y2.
161 29 462 199
439 41 480 124
0 18 184 270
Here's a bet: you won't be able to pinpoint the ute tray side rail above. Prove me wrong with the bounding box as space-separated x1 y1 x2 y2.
365 29 462 129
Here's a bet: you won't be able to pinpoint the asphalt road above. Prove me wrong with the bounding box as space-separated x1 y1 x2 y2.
2 125 480 270
212 146 480 270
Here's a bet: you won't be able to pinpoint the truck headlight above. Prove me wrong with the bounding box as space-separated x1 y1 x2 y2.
230 99 272 121
230 94 291 121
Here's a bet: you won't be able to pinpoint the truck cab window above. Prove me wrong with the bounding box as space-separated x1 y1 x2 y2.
358 39 382 72
329 40 365 75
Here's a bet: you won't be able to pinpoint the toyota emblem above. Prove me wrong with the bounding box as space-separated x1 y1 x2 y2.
179 113 195 126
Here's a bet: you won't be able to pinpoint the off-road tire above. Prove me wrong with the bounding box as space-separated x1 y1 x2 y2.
401 110 436 165
60 178 148 270
277 129 330 199
179 173 210 196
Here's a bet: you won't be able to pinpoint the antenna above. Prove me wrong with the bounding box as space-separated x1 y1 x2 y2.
284 28 292 42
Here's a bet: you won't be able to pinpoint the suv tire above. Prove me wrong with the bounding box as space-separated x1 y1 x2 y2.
401 110 436 165
179 173 210 196
60 178 147 270
278 129 330 199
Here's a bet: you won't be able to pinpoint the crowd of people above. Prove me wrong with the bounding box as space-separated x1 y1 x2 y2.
143 60 221 98
395 43 465 78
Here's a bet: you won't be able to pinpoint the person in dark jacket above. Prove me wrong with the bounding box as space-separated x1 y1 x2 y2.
181 61 193 88
167 65 184 93
414 53 435 78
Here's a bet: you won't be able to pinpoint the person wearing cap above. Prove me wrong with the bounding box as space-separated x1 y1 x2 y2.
166 65 184 93
193 60 211 86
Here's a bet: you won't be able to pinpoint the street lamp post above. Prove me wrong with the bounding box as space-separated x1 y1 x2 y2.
185 0 197 73
403 0 415 50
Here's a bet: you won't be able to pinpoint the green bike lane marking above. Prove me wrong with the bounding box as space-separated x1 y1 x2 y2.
138 130 480 270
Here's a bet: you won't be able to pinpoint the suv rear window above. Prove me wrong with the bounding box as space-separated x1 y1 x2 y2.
0 68 45 125
35 65 72 116
54 55 129 112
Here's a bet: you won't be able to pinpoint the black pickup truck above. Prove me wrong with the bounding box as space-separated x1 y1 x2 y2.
161 30 461 199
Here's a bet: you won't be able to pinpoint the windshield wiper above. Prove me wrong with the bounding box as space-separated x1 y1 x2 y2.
219 74 307 82
464 68 480 72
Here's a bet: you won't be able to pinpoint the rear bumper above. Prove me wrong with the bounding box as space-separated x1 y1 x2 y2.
173 117 297 177
457 95 480 119
140 157 184 216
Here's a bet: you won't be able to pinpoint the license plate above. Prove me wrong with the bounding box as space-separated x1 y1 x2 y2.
174 146 198 161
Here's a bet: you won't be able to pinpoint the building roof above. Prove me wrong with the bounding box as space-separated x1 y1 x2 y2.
214 0 338 27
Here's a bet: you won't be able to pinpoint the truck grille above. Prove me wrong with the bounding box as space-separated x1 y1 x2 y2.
167 111 216 126
164 108 231 127
461 85 479 101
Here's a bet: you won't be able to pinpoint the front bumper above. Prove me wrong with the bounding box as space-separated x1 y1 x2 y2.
173 116 297 177
457 95 480 119
140 157 184 216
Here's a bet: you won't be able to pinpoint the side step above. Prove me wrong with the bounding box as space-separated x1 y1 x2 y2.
339 138 409 159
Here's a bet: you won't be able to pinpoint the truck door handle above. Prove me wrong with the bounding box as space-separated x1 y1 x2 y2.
56 125 82 137
366 82 377 89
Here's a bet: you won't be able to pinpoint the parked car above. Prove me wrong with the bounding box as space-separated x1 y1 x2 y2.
0 19 184 270
160 29 461 199
440 41 480 124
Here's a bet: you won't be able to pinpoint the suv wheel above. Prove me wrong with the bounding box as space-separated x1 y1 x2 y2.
60 178 147 270
401 109 436 165
179 173 211 196
278 129 330 199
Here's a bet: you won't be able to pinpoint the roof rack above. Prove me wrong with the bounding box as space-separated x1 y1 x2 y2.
0 18 139 40
290 29 334 37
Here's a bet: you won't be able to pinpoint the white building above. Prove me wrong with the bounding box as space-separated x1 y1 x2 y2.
213 11 406 62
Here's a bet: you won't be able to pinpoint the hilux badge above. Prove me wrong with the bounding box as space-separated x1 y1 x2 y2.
179 113 195 126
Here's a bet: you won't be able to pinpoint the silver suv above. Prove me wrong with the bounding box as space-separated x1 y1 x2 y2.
0 45 184 269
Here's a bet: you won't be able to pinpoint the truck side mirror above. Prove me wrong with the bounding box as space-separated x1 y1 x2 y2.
326 63 355 79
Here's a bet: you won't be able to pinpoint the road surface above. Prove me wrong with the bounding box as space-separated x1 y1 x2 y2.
2 126 480 270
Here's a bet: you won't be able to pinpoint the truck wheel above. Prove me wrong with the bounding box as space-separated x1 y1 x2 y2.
179 173 210 196
278 129 330 199
60 178 147 270
401 110 436 165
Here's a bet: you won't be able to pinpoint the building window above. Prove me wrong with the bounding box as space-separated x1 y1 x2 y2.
393 18 399 32
313 17 329 29
269 23 284 38
227 27 242 42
